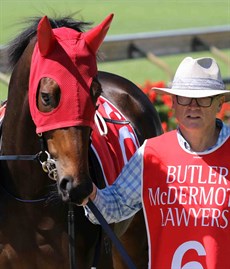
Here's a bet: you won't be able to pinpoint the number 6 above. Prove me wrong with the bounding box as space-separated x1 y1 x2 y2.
171 241 206 269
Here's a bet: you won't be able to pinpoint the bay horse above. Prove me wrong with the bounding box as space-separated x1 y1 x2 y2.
0 14 162 269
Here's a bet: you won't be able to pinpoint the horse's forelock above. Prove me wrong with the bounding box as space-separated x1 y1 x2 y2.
7 14 93 70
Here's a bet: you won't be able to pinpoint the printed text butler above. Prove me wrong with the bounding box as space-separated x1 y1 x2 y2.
148 165 230 229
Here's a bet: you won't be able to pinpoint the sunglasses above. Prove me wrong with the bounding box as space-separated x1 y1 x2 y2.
176 96 215 107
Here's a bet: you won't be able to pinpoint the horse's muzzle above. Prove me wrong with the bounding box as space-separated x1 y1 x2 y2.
58 175 93 204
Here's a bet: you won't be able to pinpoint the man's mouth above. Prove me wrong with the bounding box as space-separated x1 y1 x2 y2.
187 115 200 119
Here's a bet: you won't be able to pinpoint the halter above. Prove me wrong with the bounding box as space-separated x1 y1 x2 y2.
0 115 136 269
0 13 136 269
0 134 54 202
0 111 132 192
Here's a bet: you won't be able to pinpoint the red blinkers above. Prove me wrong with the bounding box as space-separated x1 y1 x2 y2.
29 14 113 133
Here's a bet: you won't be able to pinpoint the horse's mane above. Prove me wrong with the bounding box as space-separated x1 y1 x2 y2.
7 14 92 70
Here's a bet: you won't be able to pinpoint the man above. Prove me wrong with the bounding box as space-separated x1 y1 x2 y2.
83 57 230 268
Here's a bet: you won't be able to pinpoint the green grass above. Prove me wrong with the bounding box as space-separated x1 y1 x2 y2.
1 0 229 42
1 0 230 100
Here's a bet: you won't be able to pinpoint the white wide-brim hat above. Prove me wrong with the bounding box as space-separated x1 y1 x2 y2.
153 57 230 101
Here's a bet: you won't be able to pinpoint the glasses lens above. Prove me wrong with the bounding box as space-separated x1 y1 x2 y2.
176 96 213 107
196 97 213 107
176 96 191 105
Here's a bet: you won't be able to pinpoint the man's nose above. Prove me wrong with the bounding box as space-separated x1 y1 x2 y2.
189 98 199 107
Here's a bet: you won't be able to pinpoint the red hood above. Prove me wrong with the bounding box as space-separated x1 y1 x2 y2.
29 14 113 133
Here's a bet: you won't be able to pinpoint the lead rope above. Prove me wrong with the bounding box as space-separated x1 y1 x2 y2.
91 111 136 269
0 121 136 268
87 199 137 269
68 202 76 269
37 135 76 269
38 139 77 269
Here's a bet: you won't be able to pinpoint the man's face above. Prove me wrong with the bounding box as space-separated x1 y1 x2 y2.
172 95 225 132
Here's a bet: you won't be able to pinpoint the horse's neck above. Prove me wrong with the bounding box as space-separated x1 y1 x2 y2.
0 99 45 197
2 98 39 151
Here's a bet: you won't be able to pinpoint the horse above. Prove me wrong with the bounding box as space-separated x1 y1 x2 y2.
0 14 163 269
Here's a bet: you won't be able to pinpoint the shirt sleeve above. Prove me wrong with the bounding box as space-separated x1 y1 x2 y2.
84 143 145 224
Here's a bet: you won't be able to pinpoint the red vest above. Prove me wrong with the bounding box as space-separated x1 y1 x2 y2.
142 130 230 269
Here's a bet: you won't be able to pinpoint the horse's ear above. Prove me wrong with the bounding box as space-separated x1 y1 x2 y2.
37 16 56 57
84 13 114 54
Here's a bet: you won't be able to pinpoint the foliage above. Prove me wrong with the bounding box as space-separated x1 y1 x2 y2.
217 102 230 125
139 81 230 132
139 81 177 132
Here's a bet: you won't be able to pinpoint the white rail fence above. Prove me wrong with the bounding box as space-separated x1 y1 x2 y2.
0 25 229 85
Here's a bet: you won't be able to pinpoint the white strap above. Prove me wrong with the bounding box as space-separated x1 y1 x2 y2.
94 110 108 136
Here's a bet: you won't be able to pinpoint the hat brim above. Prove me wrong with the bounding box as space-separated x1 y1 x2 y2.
153 87 230 101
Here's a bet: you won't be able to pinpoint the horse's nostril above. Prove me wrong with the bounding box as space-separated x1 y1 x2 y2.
58 175 93 204
60 176 73 192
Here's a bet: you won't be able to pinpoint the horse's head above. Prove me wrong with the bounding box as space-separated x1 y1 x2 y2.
29 14 113 204
37 77 102 204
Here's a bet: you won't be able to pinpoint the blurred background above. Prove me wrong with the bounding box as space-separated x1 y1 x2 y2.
0 0 229 128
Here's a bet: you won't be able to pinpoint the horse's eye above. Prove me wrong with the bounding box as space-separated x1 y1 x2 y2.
41 92 51 106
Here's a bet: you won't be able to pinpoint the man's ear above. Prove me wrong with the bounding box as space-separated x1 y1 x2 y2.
217 96 225 112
